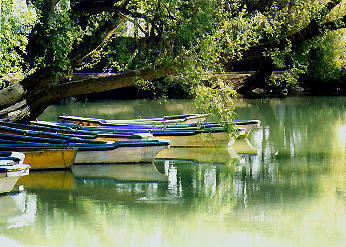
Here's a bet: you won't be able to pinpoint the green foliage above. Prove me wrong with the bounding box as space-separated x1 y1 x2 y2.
193 79 237 122
266 29 345 89
0 0 36 76
252 1 345 89
299 30 345 82
1 0 345 117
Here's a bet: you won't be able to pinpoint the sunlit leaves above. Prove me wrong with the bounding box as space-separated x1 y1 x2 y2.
0 0 36 76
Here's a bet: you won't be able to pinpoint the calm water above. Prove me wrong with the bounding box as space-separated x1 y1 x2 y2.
1 97 345 247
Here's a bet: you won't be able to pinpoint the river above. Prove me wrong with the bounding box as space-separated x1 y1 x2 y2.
0 96 345 247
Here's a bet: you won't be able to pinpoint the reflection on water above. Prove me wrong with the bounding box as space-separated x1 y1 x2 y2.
72 163 168 183
0 97 345 247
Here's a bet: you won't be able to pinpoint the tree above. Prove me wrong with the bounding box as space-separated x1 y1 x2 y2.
234 0 346 94
0 0 345 122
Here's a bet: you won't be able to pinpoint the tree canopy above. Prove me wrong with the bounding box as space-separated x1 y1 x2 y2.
0 0 345 122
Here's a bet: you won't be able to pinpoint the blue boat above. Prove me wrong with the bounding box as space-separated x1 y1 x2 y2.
31 120 244 147
57 114 260 136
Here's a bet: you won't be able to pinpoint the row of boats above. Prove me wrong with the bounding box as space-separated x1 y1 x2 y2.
0 113 261 194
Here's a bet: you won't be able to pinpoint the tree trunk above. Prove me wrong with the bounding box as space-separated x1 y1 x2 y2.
0 66 175 122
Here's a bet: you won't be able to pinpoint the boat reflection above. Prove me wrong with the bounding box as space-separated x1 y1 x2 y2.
0 176 22 194
71 163 171 204
0 191 37 229
233 138 258 154
16 170 75 190
156 146 239 165
0 167 30 194
156 138 257 165
72 163 168 183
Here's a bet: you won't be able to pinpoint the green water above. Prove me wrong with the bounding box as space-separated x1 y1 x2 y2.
0 96 345 247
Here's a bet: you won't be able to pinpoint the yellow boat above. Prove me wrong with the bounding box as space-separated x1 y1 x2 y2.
22 149 76 170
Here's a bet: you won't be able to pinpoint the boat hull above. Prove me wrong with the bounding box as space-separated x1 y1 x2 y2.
95 132 233 147
153 132 234 147
74 145 168 164
23 149 76 169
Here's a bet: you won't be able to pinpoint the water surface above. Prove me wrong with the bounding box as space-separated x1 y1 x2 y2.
0 96 345 247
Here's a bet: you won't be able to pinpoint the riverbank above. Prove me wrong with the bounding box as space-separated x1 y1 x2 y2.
67 71 345 102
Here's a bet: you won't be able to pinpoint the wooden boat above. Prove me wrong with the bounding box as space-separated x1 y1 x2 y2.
31 120 244 147
0 142 76 170
59 113 207 126
0 133 170 164
0 121 153 142
0 163 30 193
23 149 76 169
72 163 168 183
73 141 170 164
149 131 236 147
57 114 260 136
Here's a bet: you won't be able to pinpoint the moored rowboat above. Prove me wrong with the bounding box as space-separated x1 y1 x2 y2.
0 147 76 170
73 141 170 164
57 114 260 137
23 149 76 169
59 113 207 126
0 133 170 164
30 120 244 147
0 121 153 141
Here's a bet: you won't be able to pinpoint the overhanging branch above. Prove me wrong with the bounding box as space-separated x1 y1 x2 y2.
50 65 175 99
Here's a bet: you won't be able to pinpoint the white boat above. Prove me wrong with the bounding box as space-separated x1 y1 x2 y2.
74 142 170 164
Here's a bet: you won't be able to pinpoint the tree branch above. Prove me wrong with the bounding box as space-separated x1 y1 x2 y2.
69 15 125 67
239 14 345 63
319 0 342 18
23 65 176 119
50 65 175 99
